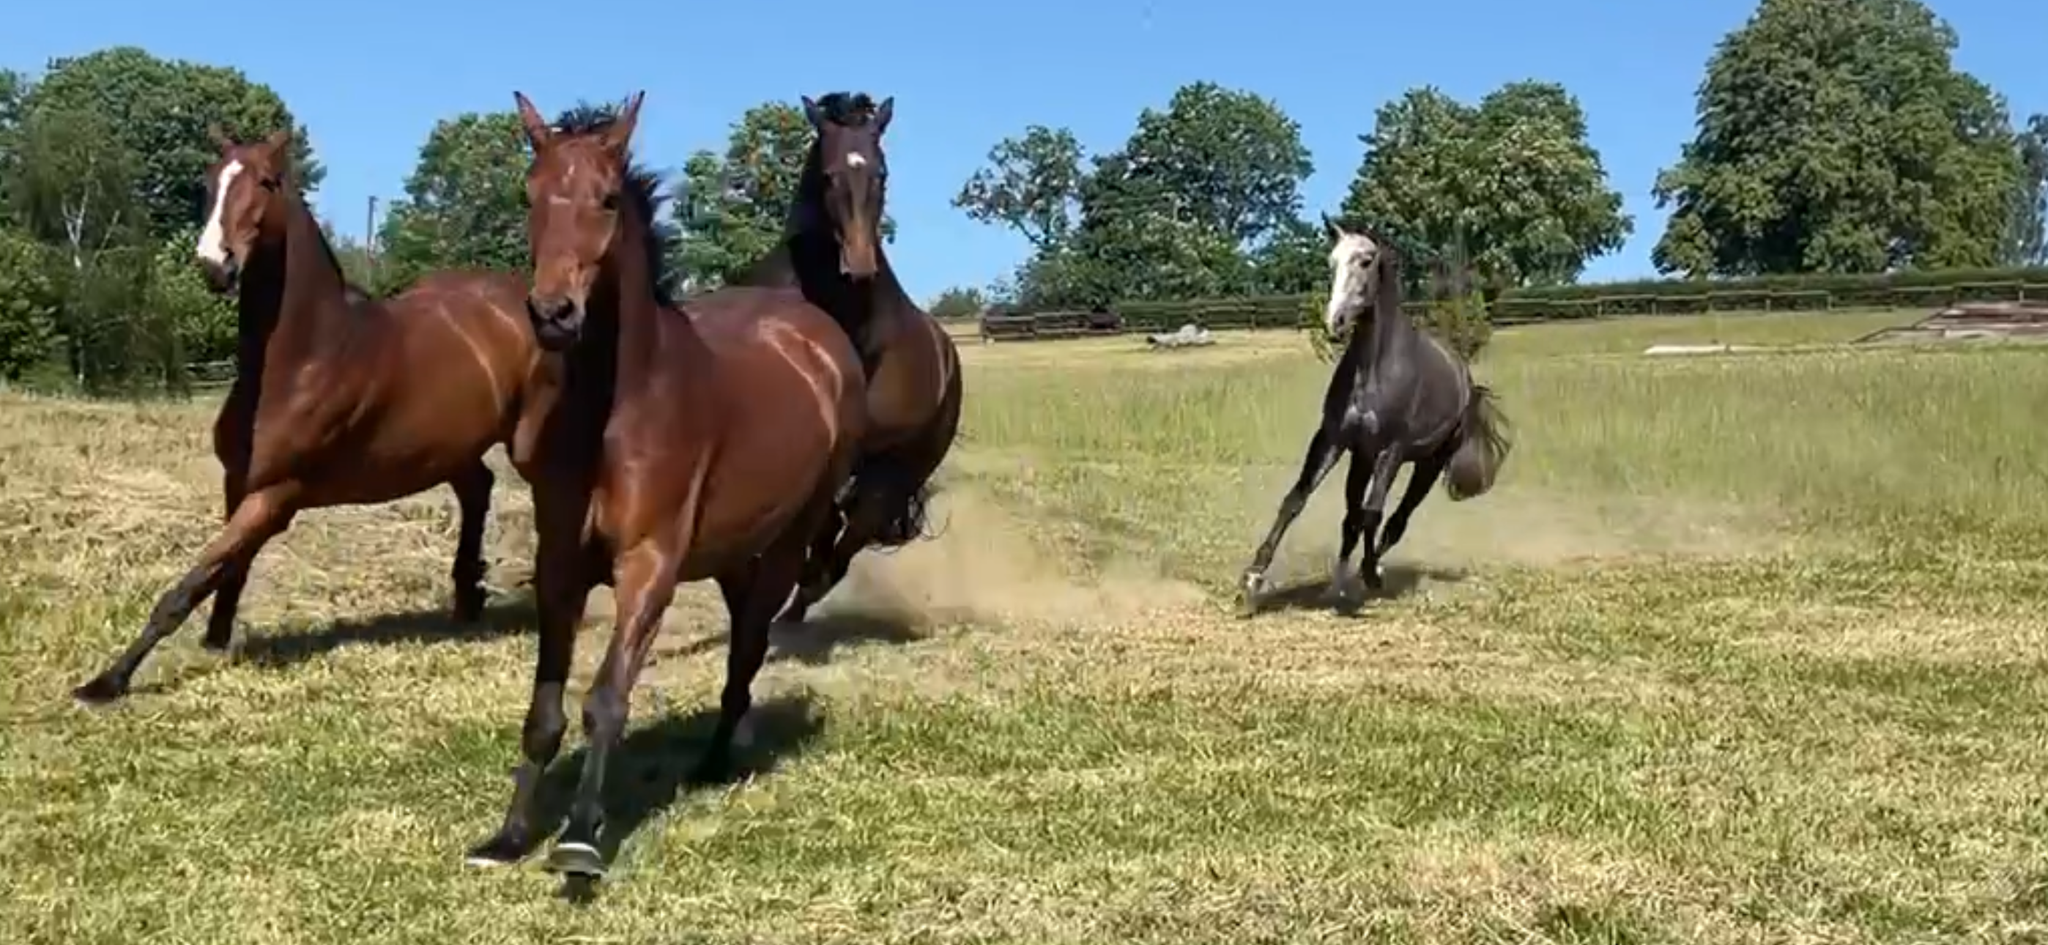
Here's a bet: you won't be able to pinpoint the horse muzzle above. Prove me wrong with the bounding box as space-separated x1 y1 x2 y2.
201 256 240 295
526 294 585 352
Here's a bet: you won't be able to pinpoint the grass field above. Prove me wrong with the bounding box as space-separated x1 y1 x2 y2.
7 307 2048 943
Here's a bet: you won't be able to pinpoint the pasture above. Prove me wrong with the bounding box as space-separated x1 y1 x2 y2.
5 307 2048 943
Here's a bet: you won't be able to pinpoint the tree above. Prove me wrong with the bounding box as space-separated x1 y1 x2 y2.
6 104 143 272
1111 82 1313 246
0 227 60 380
926 286 987 320
2004 114 2048 266
1246 217 1327 295
21 46 321 240
676 100 897 289
1342 82 1632 288
150 225 236 365
953 126 1086 252
1651 0 2021 275
375 112 530 292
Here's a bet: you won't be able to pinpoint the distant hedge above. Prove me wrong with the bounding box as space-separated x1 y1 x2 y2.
988 266 2048 339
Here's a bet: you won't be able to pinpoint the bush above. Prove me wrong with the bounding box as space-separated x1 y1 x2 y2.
1300 284 1492 364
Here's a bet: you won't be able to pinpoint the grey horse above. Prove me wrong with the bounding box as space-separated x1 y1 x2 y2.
1239 219 1512 615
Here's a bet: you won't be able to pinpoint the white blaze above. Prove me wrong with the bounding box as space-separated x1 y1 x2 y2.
196 160 245 265
845 152 867 169
1324 232 1376 334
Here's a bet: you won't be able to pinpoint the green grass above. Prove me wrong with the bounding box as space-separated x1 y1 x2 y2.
6 308 2048 943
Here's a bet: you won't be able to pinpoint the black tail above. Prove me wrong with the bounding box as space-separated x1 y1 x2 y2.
1444 383 1510 501
869 478 939 549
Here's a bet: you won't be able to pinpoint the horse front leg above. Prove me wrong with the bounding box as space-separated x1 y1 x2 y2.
1241 428 1342 616
74 482 300 704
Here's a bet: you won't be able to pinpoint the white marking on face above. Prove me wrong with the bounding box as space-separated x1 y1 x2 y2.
1323 231 1378 335
845 152 867 169
196 160 245 265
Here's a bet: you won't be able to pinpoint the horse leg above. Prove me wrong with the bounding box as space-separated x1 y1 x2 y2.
546 536 682 880
702 489 834 781
775 497 850 626
465 487 592 867
201 471 249 651
1330 452 1375 604
448 461 495 623
777 463 903 625
1355 448 1406 594
1241 428 1342 615
1375 451 1449 562
73 483 300 704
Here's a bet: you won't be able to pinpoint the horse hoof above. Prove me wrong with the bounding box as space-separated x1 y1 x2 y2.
1237 571 1268 617
463 832 535 868
544 842 606 879
71 675 127 707
1362 562 1387 592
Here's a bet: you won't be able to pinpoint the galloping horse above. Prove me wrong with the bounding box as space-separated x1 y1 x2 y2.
733 91 963 625
72 129 539 704
462 93 866 880
1239 219 1512 616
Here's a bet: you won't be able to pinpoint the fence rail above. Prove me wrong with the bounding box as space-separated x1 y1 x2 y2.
979 279 2048 343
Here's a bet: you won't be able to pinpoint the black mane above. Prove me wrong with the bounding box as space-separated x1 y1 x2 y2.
551 104 680 306
813 91 880 127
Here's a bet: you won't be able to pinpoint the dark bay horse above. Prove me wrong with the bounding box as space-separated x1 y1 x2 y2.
72 129 540 704
733 92 963 625
1239 219 1512 616
462 92 866 880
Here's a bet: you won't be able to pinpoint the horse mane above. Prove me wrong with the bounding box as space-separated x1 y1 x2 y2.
812 91 881 127
551 105 680 307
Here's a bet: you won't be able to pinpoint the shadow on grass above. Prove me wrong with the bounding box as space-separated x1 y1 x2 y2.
1255 561 1469 617
236 593 536 669
541 691 826 901
656 606 927 669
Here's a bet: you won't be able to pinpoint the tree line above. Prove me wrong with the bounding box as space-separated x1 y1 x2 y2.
2 0 2043 389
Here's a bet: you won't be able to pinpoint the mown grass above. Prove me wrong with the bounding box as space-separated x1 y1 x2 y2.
6 308 2048 943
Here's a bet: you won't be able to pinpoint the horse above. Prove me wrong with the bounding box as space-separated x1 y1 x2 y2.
71 128 541 704
1238 218 1512 616
732 91 963 626
461 92 867 880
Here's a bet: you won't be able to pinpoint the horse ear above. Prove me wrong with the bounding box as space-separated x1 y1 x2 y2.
1322 213 1343 241
873 96 894 136
207 123 236 154
602 91 645 152
512 91 552 151
800 95 825 130
263 128 292 153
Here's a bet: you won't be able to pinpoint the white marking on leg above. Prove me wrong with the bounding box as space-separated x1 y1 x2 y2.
196 160 245 265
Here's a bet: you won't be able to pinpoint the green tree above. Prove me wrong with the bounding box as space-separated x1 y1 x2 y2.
1343 82 1631 288
1246 217 1327 295
375 112 530 292
926 286 987 320
21 46 321 239
149 225 236 365
676 100 897 289
953 126 1086 252
2004 114 2048 266
1112 82 1313 245
1652 0 2021 275
0 227 59 380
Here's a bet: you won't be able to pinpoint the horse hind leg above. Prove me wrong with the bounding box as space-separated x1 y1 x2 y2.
449 461 495 623
703 479 839 781
778 458 930 625
1354 447 1406 594
1376 450 1450 563
1241 428 1342 616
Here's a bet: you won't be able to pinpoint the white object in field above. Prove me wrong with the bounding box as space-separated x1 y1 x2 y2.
1147 323 1215 349
1642 343 1768 356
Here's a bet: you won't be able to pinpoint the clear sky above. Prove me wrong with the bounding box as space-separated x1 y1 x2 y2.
6 0 2043 302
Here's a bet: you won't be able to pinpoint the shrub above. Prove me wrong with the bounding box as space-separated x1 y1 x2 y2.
0 228 61 382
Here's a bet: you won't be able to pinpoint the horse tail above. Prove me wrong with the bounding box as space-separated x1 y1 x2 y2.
868 331 963 550
1444 382 1510 501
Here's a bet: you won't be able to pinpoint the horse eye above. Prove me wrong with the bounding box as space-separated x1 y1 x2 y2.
260 177 280 191
601 193 619 211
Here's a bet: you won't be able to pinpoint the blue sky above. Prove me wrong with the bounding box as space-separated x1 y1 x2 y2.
6 0 2043 302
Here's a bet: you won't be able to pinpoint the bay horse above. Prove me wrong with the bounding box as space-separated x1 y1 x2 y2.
1238 219 1512 616
461 92 866 880
734 91 962 625
72 128 539 704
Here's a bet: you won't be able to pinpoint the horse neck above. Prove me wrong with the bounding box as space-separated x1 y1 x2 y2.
1346 293 1416 380
597 199 699 397
239 190 355 372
